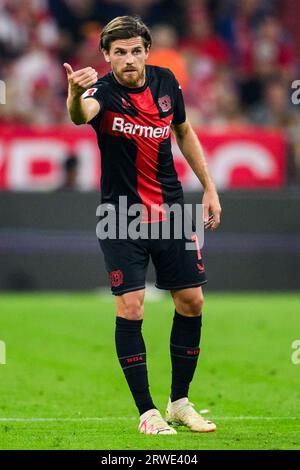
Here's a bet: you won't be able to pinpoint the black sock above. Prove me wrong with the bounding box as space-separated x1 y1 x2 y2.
170 310 202 402
115 316 156 415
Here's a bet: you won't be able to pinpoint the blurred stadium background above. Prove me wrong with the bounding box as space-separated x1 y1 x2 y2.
1 0 300 451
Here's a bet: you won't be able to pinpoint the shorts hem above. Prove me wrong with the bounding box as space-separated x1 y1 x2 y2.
155 280 208 291
113 285 145 296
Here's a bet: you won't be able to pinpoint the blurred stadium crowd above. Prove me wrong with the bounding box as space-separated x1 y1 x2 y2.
1 0 300 183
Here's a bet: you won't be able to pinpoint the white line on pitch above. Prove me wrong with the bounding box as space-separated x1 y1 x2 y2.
212 416 299 420
0 417 135 422
0 416 299 423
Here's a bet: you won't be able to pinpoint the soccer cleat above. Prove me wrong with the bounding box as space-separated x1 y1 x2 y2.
165 398 216 432
138 408 177 435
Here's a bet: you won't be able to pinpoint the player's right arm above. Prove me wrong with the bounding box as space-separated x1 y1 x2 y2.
63 63 100 125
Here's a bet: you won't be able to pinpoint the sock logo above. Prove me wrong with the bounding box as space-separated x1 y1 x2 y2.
171 343 200 359
186 348 200 356
126 356 143 364
119 353 146 369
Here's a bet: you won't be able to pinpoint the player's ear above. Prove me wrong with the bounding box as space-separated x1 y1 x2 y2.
102 48 111 63
144 46 150 60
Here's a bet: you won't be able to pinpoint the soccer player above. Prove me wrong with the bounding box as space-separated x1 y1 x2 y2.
64 16 221 435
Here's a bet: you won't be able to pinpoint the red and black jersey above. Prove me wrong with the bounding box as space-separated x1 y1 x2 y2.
83 65 186 222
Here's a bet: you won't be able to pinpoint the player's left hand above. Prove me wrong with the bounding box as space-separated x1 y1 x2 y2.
202 186 221 231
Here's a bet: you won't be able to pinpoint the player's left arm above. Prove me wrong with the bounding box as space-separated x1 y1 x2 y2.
172 119 221 230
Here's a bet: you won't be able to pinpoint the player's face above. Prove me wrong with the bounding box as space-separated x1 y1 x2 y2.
103 37 149 88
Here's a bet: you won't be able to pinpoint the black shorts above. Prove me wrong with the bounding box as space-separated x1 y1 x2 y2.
97 214 207 295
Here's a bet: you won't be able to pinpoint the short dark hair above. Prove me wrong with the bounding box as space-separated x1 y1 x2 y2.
100 16 152 52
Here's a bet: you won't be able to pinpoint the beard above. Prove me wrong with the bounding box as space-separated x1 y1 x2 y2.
114 67 145 87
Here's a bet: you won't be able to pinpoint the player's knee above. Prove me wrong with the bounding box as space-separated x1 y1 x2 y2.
186 297 203 316
120 297 144 320
176 292 204 317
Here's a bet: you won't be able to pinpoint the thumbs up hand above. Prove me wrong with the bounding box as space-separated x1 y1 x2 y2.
63 63 98 97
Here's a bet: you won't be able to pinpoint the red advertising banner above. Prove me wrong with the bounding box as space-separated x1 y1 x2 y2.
0 125 286 191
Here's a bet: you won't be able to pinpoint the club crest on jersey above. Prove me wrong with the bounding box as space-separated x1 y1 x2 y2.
82 87 97 98
158 95 171 112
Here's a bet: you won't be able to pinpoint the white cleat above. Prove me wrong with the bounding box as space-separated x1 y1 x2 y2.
138 408 177 435
166 398 216 433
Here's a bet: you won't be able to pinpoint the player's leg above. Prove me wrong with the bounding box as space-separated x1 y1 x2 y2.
99 237 153 414
98 232 176 434
169 286 204 403
150 218 206 405
150 216 215 432
150 212 206 396
166 287 216 432
115 288 176 434
114 289 155 415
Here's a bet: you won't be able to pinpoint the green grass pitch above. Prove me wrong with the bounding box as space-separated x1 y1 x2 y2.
0 292 299 450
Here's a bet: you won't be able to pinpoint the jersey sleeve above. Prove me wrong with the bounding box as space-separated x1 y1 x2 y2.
82 81 106 123
171 74 186 125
